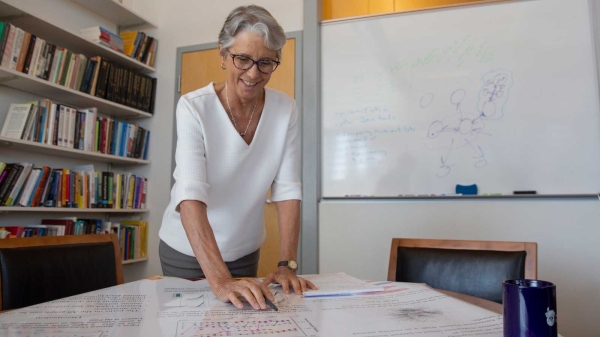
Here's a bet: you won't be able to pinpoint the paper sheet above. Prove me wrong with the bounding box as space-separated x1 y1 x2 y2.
0 274 509 337
298 272 384 297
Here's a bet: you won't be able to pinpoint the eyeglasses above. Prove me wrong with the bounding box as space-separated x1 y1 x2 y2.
230 54 280 74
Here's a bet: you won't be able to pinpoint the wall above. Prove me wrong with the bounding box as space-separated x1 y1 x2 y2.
320 199 600 336
125 0 304 281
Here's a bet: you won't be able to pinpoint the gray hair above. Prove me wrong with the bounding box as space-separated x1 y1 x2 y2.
218 5 286 60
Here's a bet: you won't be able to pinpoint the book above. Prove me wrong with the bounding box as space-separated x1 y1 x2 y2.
0 22 9 65
22 35 37 75
0 103 34 139
34 39 47 79
119 31 139 57
89 56 102 95
48 47 63 83
7 28 24 70
0 24 15 68
5 162 33 206
17 167 41 207
43 44 56 80
46 103 57 145
0 164 14 201
0 164 22 205
15 31 31 72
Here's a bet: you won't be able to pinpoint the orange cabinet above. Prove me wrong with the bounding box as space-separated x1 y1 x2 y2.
324 0 484 20
324 0 394 20
395 0 482 11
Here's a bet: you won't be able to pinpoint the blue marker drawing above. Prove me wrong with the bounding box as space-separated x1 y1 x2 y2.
477 69 514 120
422 69 514 177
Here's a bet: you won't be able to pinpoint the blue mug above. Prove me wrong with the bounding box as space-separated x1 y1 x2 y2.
503 279 557 337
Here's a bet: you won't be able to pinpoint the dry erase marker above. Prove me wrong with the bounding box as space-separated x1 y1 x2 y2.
515 191 536 194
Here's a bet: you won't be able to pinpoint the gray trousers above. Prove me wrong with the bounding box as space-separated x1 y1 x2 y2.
159 240 260 278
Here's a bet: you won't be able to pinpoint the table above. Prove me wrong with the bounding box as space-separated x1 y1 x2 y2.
438 289 502 314
0 275 508 337
148 275 504 315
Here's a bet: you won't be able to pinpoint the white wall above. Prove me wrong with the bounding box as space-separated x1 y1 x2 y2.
123 0 304 281
320 200 600 336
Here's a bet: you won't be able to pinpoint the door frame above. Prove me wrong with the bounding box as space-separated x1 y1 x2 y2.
172 31 306 272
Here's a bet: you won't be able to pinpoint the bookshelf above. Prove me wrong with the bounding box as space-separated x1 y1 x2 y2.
0 67 152 119
122 257 148 265
0 207 149 213
0 1 155 72
0 0 156 265
0 136 151 165
70 0 158 30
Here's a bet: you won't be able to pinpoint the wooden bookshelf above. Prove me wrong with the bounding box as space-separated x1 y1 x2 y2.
70 0 158 30
122 257 148 265
0 207 148 213
0 1 155 72
0 67 152 119
0 136 150 165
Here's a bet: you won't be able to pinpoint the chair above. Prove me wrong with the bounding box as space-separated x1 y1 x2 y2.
0 234 123 311
387 238 537 304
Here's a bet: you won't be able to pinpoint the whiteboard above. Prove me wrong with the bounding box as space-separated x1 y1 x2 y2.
321 0 600 197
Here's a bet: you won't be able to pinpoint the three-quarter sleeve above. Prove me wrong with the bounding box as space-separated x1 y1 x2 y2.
270 101 302 202
171 96 210 212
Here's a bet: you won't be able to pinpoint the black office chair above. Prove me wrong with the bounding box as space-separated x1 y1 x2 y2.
388 238 537 304
0 234 123 311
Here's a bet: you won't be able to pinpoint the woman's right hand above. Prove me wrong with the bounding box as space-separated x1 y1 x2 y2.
213 278 275 310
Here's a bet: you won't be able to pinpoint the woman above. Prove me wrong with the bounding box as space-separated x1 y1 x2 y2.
159 5 316 310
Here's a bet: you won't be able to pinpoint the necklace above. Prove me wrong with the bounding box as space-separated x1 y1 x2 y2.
225 81 258 137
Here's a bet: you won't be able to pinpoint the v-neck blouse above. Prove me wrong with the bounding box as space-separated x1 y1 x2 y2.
160 83 301 261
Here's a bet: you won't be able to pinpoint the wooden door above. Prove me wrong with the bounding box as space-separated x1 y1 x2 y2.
180 39 296 277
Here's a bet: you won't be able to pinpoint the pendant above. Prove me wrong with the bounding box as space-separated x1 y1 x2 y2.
240 132 245 136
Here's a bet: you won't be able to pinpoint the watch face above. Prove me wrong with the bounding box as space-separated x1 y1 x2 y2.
288 260 298 270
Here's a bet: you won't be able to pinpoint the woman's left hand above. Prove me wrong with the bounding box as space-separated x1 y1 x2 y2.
263 268 318 295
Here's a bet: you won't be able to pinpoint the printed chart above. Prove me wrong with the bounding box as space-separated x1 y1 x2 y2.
176 319 304 337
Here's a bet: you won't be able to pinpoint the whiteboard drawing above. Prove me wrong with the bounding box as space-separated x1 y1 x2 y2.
423 70 514 177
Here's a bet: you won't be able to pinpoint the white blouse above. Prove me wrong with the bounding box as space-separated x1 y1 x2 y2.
159 83 302 261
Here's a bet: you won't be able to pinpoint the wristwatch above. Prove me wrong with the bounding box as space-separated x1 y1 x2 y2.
278 259 298 271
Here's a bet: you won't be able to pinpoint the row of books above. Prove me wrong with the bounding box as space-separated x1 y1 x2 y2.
119 31 157 67
0 22 157 114
81 26 158 68
114 220 148 261
0 218 109 238
0 102 150 160
0 163 148 209
0 219 148 261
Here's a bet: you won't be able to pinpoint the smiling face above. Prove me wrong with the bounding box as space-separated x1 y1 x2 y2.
220 31 278 103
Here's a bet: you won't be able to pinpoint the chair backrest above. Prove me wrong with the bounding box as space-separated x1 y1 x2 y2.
388 238 537 304
0 234 123 311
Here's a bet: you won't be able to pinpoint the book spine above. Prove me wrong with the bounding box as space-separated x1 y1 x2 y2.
108 172 114 209
102 171 108 208
0 165 20 204
8 28 24 70
39 168 54 206
0 25 15 68
34 40 48 79
15 32 31 72
5 164 30 206
0 23 9 65
43 44 56 80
